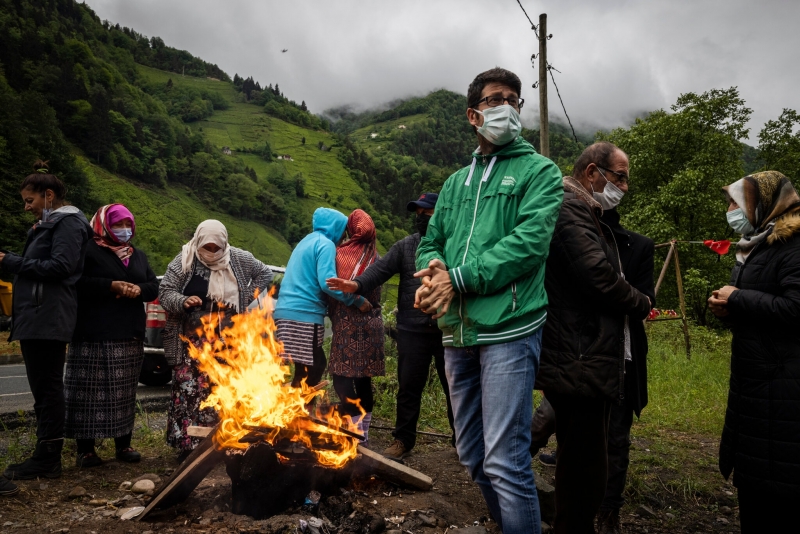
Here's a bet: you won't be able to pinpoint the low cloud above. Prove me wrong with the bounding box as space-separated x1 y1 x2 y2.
91 0 800 142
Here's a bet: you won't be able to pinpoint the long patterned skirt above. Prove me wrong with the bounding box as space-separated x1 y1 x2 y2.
64 339 144 440
328 292 385 378
166 307 234 451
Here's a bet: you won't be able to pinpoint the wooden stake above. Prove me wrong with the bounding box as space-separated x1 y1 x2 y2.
138 425 223 521
538 13 549 158
654 242 675 296
355 444 433 491
672 245 692 359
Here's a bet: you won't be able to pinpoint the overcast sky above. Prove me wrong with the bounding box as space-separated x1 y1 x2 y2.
90 0 799 142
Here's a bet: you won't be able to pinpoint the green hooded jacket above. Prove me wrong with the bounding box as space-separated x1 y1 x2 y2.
416 137 563 347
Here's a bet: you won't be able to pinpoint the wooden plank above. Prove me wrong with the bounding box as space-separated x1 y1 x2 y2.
355 444 433 491
138 425 223 521
187 426 214 438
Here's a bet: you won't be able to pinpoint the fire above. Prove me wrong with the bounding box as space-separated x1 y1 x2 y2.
185 290 360 468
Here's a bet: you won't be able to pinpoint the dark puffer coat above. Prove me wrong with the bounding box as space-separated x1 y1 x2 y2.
354 233 438 333
72 241 160 342
719 211 800 495
536 187 651 402
2 207 90 342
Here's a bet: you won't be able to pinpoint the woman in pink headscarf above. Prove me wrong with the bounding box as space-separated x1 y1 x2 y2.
65 204 159 468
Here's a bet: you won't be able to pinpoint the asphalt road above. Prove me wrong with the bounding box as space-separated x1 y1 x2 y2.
0 363 171 414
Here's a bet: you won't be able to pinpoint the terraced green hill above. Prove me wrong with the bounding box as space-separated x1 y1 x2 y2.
137 65 371 218
80 154 292 273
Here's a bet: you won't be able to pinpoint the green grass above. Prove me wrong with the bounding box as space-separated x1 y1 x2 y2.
80 155 293 273
136 64 239 101
637 322 730 435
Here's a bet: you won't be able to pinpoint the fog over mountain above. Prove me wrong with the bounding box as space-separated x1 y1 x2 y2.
91 0 800 140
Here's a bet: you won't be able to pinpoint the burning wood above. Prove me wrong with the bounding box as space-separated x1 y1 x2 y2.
186 293 361 468
139 292 433 522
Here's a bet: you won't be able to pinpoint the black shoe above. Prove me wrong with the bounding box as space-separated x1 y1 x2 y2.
3 439 63 480
0 477 19 496
597 509 621 534
115 448 141 463
76 452 103 468
538 451 556 466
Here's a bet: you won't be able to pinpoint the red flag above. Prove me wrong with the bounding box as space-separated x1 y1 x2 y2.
703 240 731 255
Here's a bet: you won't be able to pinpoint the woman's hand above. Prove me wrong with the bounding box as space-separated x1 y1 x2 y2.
708 289 730 317
111 281 141 299
183 296 203 309
327 278 358 293
357 298 373 313
716 285 738 301
0 252 5 265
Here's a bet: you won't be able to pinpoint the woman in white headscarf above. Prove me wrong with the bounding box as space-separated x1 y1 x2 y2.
159 220 272 458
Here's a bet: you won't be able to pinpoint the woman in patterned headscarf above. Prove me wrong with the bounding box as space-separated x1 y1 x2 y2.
328 209 385 443
159 220 272 459
709 171 800 532
66 204 159 468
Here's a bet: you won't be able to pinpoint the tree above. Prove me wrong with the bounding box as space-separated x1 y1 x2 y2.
603 87 751 324
758 109 800 183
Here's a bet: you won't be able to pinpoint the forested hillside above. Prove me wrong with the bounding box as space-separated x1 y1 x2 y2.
0 0 391 273
3 0 799 320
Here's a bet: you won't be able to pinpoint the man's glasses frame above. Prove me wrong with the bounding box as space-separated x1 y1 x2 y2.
596 165 629 184
473 95 524 110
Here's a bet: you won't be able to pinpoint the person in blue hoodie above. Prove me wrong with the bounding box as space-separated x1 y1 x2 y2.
274 208 372 388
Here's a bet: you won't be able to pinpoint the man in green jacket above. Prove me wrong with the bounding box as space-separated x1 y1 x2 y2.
415 67 563 534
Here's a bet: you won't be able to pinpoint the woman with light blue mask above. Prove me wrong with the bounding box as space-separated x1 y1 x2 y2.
65 204 160 468
708 171 800 533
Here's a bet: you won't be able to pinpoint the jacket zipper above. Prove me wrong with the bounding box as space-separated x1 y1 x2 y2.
511 282 517 312
458 181 484 345
458 156 497 345
600 220 626 403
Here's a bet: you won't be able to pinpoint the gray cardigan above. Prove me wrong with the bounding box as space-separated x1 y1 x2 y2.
159 247 272 365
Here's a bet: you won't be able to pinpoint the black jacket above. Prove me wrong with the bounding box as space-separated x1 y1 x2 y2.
719 211 800 495
72 240 160 342
536 188 651 402
3 207 90 342
601 209 656 416
354 233 438 333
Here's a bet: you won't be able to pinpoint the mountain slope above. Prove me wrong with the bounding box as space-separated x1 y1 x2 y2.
80 155 292 271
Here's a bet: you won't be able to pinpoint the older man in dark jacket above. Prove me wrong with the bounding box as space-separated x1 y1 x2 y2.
327 193 454 460
536 142 651 534
596 207 655 534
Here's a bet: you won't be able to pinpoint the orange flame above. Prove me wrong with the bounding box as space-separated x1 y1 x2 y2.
186 290 360 468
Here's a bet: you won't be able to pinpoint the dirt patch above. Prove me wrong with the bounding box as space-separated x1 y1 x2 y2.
0 414 741 533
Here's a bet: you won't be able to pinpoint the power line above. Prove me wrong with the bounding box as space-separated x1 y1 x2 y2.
547 63 579 144
514 0 539 37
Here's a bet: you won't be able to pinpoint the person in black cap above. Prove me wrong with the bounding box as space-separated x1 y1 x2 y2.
327 192 454 459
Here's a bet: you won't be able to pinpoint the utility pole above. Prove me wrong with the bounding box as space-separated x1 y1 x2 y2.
538 13 549 158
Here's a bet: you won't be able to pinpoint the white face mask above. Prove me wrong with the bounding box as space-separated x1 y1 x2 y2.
197 247 225 264
112 228 133 243
475 104 522 146
592 168 626 210
726 207 756 235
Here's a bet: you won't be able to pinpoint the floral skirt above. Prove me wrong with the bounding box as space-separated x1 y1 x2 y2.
166 307 234 451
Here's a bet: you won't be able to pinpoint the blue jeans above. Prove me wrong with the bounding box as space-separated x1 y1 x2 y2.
445 329 542 534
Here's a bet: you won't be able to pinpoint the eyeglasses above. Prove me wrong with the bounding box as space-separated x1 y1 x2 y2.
473 95 524 110
596 165 629 184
